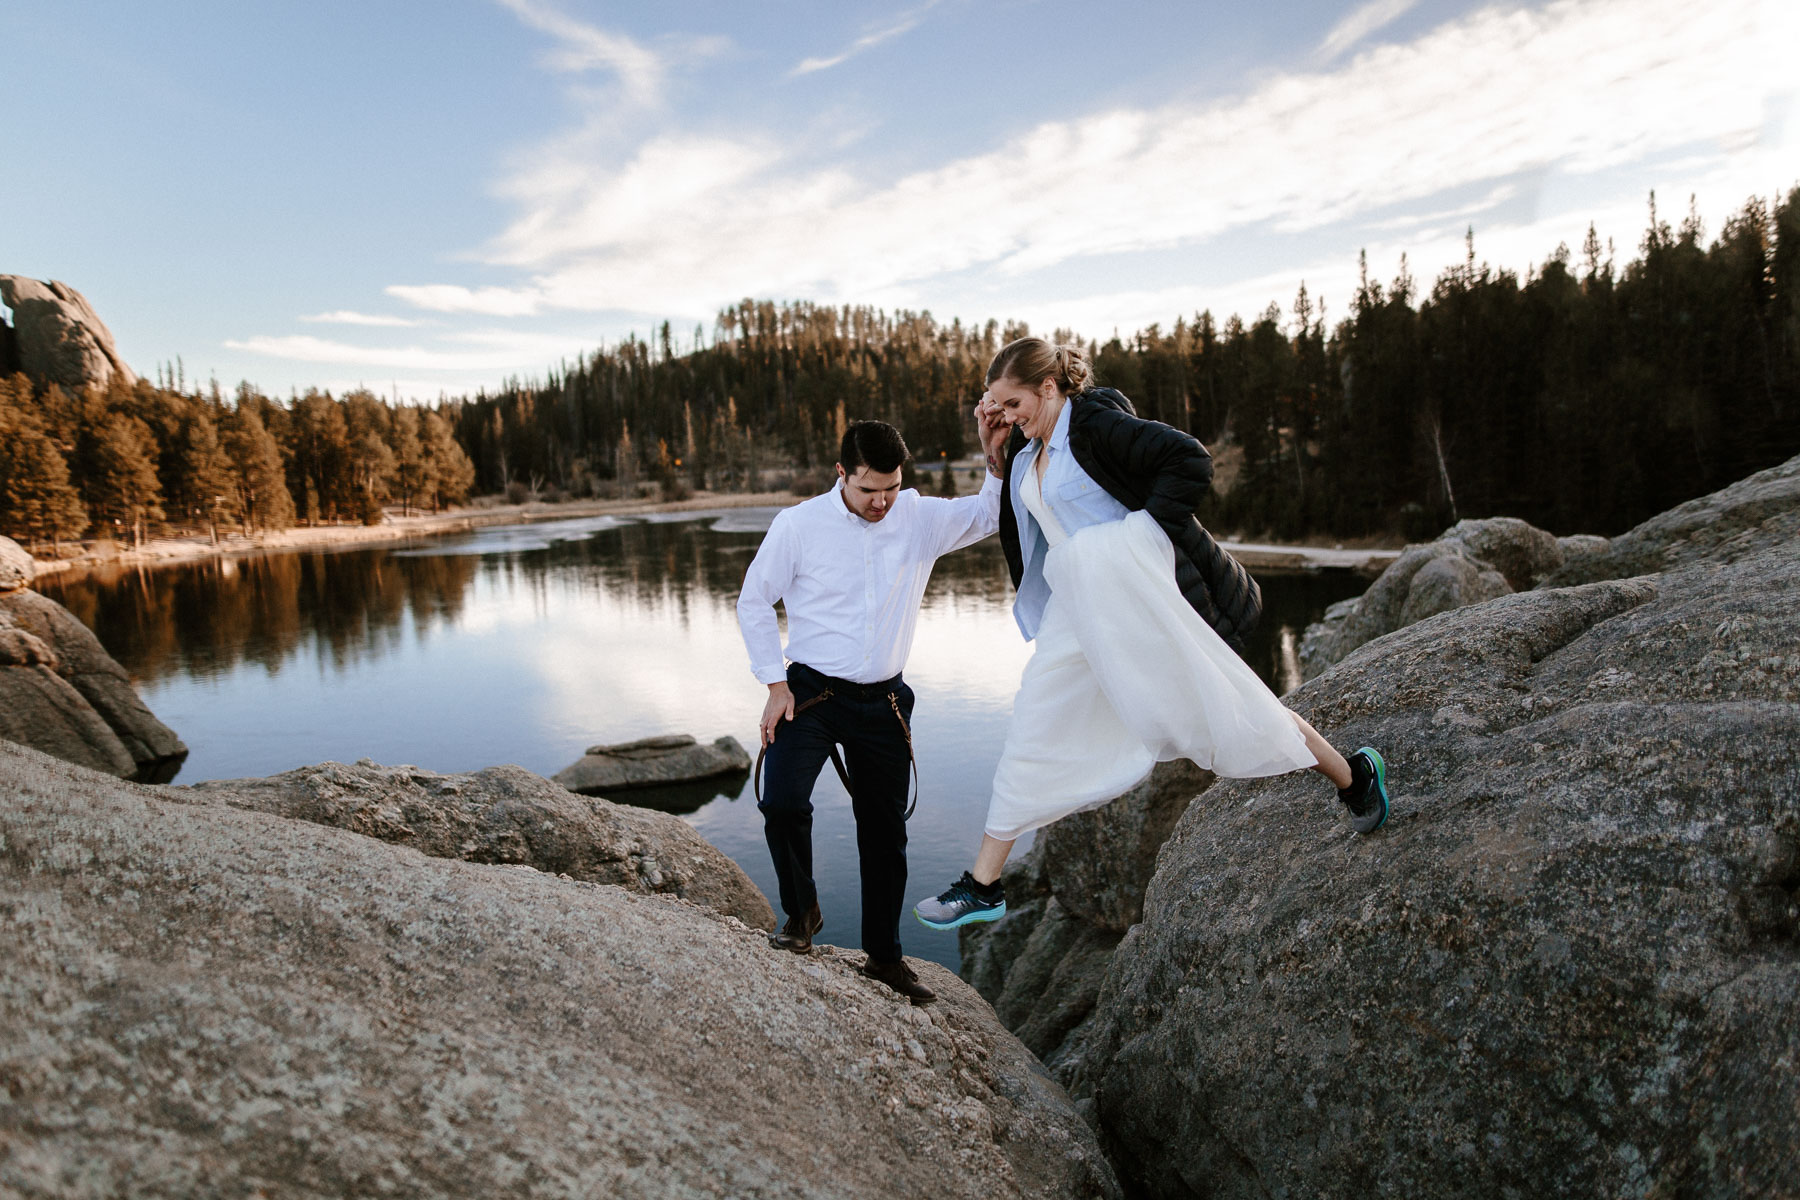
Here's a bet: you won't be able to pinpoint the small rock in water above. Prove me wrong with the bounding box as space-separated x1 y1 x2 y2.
553 733 751 794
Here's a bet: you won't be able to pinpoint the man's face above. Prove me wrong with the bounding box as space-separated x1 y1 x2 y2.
838 463 903 521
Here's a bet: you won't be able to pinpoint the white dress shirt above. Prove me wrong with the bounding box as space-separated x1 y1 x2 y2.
737 473 1003 685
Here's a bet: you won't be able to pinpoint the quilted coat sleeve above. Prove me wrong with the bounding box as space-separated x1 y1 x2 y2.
1107 410 1214 524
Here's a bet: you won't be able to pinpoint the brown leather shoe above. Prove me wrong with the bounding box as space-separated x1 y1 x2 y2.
861 957 936 1005
768 901 823 953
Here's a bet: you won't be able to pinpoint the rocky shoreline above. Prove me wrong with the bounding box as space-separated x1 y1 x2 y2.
964 452 1800 1197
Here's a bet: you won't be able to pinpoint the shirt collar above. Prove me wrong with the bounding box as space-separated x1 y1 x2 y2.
832 477 860 521
1047 395 1073 452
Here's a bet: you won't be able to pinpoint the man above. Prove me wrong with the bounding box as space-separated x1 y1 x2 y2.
737 412 1009 1004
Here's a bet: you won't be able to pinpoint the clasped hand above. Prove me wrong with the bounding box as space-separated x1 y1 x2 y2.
973 393 1010 475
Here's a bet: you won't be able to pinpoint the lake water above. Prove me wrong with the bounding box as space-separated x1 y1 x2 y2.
39 509 1366 971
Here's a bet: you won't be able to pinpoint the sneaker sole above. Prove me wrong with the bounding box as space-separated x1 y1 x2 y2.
1352 746 1389 834
913 901 1007 931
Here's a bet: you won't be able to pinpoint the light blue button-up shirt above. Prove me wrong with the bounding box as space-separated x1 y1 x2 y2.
1010 398 1130 640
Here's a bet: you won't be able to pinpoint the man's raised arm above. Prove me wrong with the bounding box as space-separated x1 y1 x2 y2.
918 398 1012 557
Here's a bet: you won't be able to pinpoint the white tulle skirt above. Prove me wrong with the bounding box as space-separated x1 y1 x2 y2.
983 510 1317 841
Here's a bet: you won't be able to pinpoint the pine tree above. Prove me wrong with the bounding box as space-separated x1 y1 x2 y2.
0 428 88 551
0 372 34 435
221 404 296 533
342 390 396 522
173 405 238 542
289 391 351 522
83 415 165 548
389 406 427 517
419 410 475 511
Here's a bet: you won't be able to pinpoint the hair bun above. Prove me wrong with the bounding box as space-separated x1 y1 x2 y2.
1058 345 1094 393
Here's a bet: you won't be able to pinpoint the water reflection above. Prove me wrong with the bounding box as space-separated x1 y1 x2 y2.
38 511 1365 971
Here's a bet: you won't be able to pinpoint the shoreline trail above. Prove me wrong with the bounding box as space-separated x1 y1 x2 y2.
30 492 1400 582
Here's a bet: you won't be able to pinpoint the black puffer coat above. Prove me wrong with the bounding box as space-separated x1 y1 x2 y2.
998 387 1262 651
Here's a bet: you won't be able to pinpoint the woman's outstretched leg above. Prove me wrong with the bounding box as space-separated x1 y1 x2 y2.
1289 710 1390 832
1289 711 1351 787
972 834 1015 886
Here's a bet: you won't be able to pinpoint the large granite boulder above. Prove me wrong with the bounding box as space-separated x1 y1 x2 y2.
1438 515 1565 591
0 305 19 375
0 564 185 779
0 535 32 591
1300 514 1585 684
0 275 137 392
554 733 752 793
1305 456 1800 686
187 757 776 930
960 850 1121 1091
1299 540 1512 681
1040 759 1216 935
1395 549 1510 628
1076 468 1800 1197
960 761 1216 1088
0 739 1120 1200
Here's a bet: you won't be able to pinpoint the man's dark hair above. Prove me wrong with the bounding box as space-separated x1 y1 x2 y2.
839 420 909 475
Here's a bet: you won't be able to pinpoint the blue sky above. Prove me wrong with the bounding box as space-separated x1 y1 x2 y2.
3 0 1794 399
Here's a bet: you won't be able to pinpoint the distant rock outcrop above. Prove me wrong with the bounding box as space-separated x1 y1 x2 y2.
0 539 185 779
1068 455 1800 1198
553 732 752 794
0 275 137 392
1300 515 1612 682
0 739 1120 1200
187 757 776 930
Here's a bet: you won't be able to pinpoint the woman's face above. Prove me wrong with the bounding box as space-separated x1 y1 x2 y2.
986 375 1062 441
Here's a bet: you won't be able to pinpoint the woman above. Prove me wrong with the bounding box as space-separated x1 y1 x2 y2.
914 338 1390 930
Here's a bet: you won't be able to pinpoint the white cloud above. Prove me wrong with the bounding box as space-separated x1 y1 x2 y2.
1316 0 1421 62
790 1 942 77
493 0 666 105
224 328 592 372
384 284 546 317
403 0 1787 328
300 310 423 327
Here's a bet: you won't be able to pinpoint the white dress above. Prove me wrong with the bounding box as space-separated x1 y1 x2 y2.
982 458 1317 841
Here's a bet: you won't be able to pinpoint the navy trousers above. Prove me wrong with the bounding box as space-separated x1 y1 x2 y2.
758 661 915 964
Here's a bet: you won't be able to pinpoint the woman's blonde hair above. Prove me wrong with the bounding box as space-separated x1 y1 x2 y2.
985 337 1095 394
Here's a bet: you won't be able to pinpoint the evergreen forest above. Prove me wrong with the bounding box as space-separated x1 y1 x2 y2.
1 189 1795 551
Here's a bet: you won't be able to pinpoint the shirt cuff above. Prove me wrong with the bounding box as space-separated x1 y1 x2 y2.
752 662 790 686
979 470 1003 494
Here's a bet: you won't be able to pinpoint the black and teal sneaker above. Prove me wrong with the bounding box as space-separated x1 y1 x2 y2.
1339 746 1390 833
914 871 1006 929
